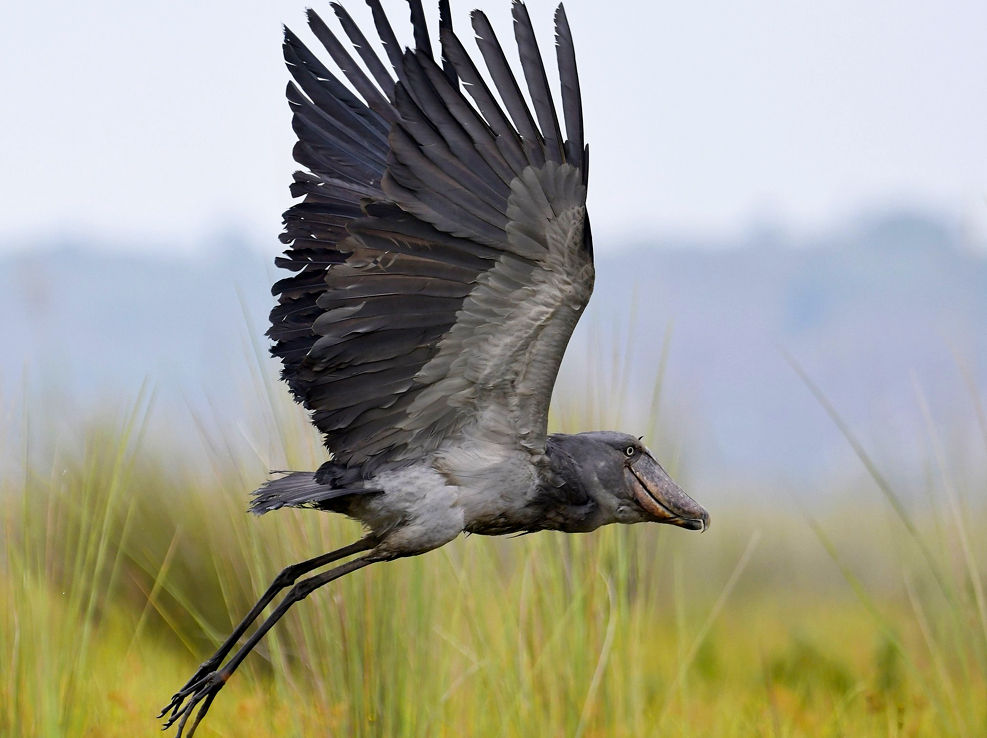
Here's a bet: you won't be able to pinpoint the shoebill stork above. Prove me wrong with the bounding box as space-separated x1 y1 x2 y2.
161 0 709 734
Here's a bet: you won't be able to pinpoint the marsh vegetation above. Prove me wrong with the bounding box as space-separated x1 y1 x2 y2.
2 356 985 738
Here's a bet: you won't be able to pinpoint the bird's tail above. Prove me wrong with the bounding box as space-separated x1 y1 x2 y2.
250 472 379 515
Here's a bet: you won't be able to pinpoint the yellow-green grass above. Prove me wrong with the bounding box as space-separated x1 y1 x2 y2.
2 373 986 737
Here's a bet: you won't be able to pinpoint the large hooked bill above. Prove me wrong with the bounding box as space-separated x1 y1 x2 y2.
626 455 710 532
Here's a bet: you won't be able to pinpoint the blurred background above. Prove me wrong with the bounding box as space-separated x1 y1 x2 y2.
2 1 986 736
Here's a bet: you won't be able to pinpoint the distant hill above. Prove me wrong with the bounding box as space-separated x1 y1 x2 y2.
2 210 985 484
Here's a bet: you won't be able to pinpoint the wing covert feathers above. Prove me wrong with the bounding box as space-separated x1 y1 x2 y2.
270 1 592 475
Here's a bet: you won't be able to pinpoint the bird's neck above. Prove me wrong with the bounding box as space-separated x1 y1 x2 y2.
523 438 604 534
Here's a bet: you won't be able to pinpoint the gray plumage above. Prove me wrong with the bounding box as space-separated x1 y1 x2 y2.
162 3 709 735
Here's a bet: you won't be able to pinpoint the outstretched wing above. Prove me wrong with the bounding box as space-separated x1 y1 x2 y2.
269 1 593 476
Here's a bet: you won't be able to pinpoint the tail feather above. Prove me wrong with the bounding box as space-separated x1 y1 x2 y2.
250 472 380 515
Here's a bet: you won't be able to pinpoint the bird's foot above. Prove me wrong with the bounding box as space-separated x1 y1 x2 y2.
158 658 221 720
159 669 226 737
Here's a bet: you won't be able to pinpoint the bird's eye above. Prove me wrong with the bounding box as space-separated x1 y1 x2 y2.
625 446 636 457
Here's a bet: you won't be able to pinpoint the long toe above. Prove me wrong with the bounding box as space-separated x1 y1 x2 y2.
161 671 225 737
159 660 221 719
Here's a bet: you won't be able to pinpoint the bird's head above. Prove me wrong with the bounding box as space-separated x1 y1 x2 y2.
545 432 709 533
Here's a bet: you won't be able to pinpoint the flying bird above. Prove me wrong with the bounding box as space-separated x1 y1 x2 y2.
161 0 709 734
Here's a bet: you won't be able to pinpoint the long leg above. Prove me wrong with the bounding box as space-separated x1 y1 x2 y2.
161 550 384 737
159 537 376 723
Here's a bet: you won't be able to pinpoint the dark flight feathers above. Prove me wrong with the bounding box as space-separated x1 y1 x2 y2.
267 0 592 489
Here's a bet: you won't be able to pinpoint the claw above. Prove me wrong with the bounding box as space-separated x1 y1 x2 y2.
160 671 226 737
158 660 220 721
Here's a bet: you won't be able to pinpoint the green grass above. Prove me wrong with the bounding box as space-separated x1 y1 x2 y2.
2 369 986 737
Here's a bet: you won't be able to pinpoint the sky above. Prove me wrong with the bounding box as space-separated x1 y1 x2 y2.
1 0 985 255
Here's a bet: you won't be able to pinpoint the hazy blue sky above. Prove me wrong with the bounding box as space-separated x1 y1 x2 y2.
1 0 985 254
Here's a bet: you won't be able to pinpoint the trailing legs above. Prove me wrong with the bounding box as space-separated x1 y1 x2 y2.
160 537 382 736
